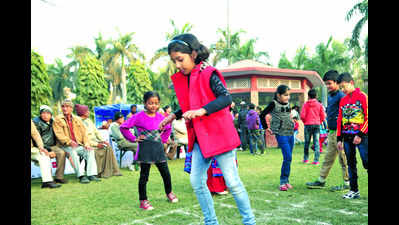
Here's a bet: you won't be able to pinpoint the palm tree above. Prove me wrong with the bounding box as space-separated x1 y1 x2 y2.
47 58 74 114
150 19 193 76
346 0 368 62
209 28 244 66
102 31 145 103
231 38 271 65
66 45 95 90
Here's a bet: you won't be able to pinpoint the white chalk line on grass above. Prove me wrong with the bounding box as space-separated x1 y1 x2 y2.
119 208 201 225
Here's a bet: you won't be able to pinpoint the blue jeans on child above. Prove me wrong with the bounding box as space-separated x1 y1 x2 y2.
248 129 259 154
343 136 368 192
275 135 294 185
303 125 320 162
190 143 256 225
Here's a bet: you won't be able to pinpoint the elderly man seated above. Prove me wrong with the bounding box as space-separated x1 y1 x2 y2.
75 104 122 178
52 100 100 184
31 120 61 188
172 117 188 159
33 105 68 184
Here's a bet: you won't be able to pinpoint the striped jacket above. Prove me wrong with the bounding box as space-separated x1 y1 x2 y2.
337 88 368 142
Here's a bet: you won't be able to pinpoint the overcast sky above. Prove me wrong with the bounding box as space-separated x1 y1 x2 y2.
31 0 367 71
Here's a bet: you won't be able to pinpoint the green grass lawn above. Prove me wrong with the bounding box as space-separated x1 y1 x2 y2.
31 144 368 225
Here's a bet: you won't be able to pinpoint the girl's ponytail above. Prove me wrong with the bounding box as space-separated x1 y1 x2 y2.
194 44 210 64
168 33 210 65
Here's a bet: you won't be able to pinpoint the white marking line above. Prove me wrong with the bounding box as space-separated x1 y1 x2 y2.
250 189 280 196
120 209 201 225
290 201 307 208
337 209 355 215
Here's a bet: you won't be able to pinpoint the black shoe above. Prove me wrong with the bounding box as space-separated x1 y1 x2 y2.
79 176 90 184
55 178 68 184
87 176 101 182
306 180 326 189
41 182 61 188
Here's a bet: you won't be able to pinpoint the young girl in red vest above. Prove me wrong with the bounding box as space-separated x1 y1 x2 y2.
120 91 178 210
160 33 256 225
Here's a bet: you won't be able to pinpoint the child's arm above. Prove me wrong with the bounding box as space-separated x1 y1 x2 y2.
359 93 368 136
160 122 172 144
120 114 138 143
260 101 275 130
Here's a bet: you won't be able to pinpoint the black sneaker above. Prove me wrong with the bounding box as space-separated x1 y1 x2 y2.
41 182 61 188
55 178 68 184
87 176 101 182
306 180 326 189
79 176 90 184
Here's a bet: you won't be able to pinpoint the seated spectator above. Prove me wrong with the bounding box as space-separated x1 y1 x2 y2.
33 105 68 184
31 120 61 188
52 100 100 184
75 104 122 178
100 119 112 130
172 117 188 159
109 111 139 170
127 104 137 119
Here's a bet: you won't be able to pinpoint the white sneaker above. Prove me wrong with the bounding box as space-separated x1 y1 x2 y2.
342 190 360 199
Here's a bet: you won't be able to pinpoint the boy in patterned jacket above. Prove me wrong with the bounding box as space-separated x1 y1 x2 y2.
336 72 368 199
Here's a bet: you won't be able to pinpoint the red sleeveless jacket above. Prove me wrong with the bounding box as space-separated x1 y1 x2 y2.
171 62 241 158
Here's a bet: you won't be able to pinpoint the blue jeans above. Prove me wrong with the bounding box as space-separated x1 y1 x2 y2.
344 136 368 192
248 130 259 154
275 135 294 185
303 125 320 162
190 143 256 225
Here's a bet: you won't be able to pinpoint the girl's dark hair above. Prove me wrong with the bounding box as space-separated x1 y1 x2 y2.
163 105 170 111
167 33 210 64
274 84 290 100
143 91 160 104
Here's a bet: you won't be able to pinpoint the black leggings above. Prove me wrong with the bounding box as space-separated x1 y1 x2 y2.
139 161 172 200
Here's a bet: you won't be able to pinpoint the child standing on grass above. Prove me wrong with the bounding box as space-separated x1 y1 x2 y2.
305 70 349 192
120 91 178 211
336 72 368 199
300 89 326 165
260 85 295 191
160 33 255 225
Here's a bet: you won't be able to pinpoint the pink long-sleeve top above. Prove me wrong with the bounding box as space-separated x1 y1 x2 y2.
120 111 171 144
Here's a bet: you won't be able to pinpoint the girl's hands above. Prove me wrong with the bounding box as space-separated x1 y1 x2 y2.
136 134 146 142
182 108 207 120
159 113 176 131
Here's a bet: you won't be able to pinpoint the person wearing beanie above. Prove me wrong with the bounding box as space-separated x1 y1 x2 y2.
52 101 100 184
31 120 61 188
109 111 139 171
33 105 68 184
76 105 122 178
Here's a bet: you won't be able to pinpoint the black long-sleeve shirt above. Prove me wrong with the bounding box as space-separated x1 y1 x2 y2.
259 100 289 130
173 71 232 119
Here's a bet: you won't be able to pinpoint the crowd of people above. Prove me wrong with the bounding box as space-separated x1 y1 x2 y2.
31 33 368 225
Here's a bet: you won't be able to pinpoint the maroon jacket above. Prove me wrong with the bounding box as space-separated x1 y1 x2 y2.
171 62 240 158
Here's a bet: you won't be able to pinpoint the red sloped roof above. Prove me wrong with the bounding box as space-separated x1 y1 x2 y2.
219 60 324 87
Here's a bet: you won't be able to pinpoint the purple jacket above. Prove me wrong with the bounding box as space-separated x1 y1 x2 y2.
246 110 260 130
